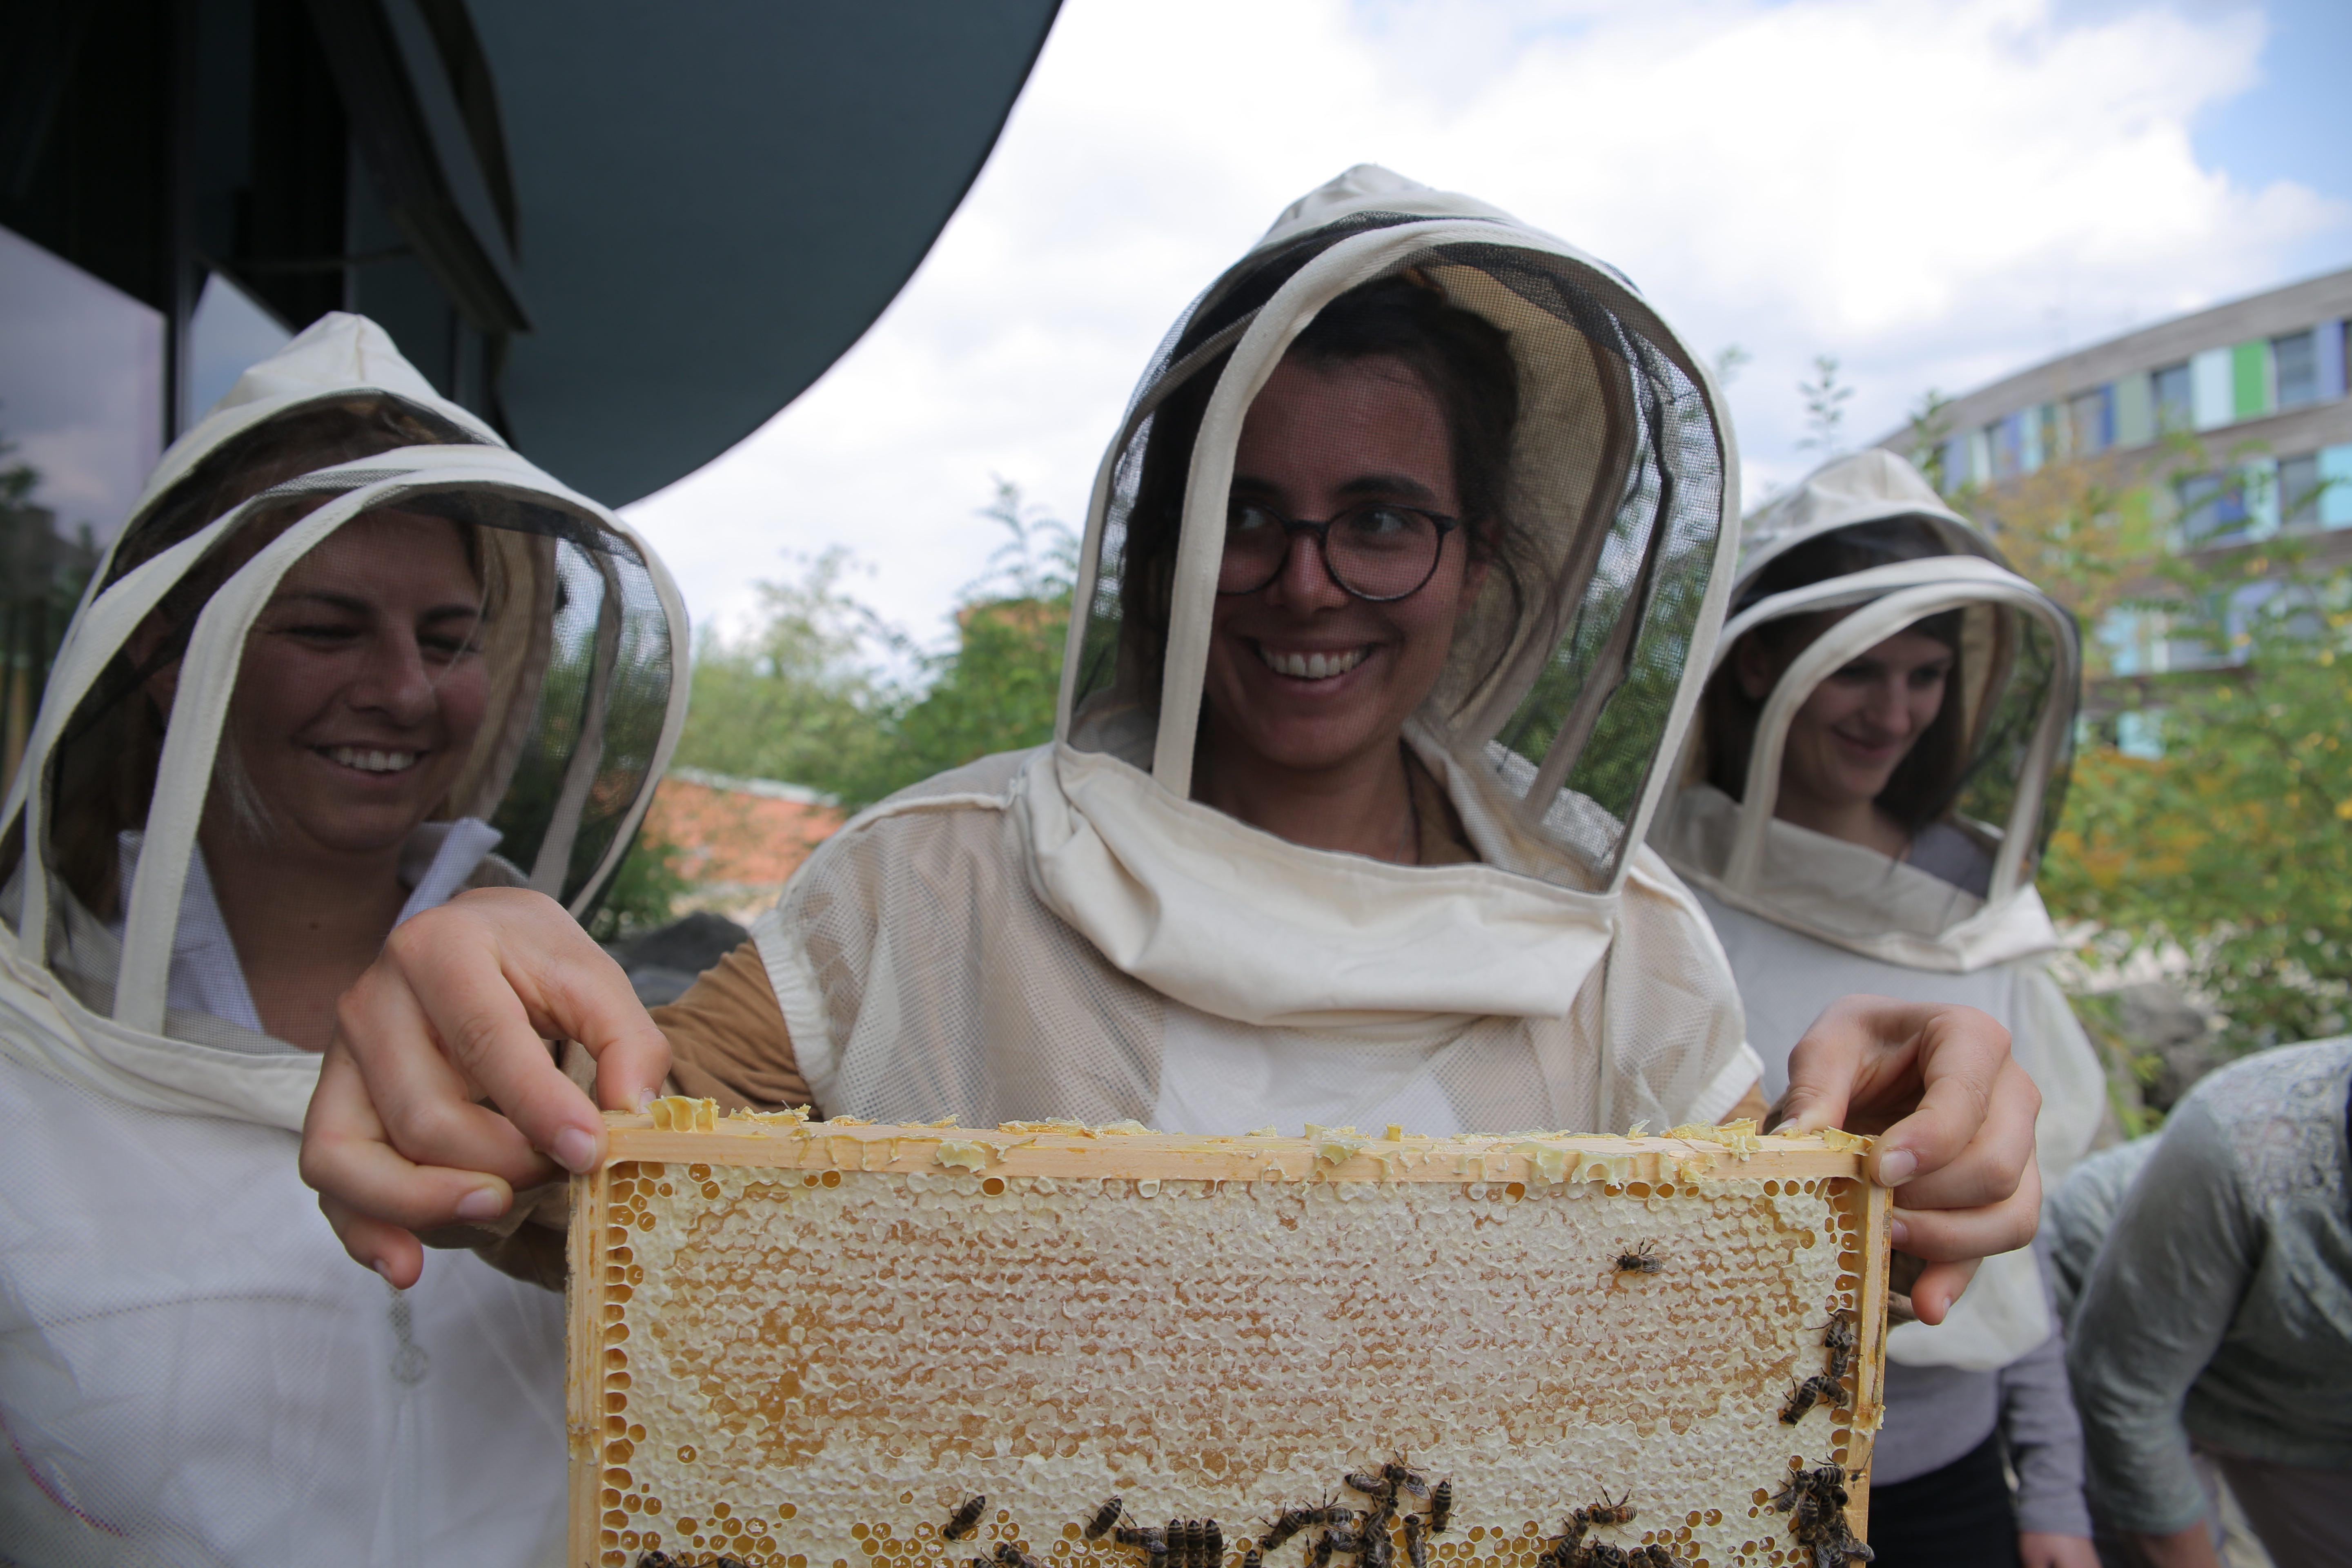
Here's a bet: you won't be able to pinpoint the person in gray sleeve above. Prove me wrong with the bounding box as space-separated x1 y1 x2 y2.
2065 1038 2352 1566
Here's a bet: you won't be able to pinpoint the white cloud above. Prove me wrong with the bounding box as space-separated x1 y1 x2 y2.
624 0 2346 645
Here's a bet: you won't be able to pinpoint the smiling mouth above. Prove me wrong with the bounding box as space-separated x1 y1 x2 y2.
324 745 422 774
1255 644 1369 680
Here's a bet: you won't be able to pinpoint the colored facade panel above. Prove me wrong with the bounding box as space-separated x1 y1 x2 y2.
2020 403 2046 472
2321 443 2352 529
2191 347 2234 430
2230 339 2272 419
2113 372 2156 446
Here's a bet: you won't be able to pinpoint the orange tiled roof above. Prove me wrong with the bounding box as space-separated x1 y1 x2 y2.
642 771 844 890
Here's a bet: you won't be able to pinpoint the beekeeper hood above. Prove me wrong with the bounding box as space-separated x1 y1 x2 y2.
1736 447 2005 605
1020 164 1738 1028
1655 460 2077 974
0 312 688 1132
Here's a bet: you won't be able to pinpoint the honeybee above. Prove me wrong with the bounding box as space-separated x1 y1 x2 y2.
1579 1545 1630 1568
945 1496 989 1541
998 1545 1047 1568
1170 1521 1196 1568
1116 1524 1169 1558
1307 1532 1339 1568
1630 1548 1687 1568
1428 1480 1452 1535
1822 1309 1858 1376
1087 1497 1127 1542
1204 1520 1225 1568
1242 1548 1262 1568
1260 1509 1313 1553
1403 1515 1428 1568
1575 1490 1635 1529
1382 1461 1430 1500
1345 1470 1388 1500
1778 1372 1845 1424
635 1554 682 1568
1611 1240 1663 1278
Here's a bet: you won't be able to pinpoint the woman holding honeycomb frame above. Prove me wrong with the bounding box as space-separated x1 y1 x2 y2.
298 168 2045 1337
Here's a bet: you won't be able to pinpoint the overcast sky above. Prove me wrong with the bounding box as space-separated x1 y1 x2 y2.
623 0 2352 655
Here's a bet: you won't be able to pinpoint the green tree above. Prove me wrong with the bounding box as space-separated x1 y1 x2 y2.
667 481 1077 813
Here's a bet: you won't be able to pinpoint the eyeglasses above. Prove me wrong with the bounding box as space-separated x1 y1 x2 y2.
1217 499 1463 602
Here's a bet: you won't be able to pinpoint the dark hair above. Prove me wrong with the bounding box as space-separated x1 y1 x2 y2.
26 396 486 920
1117 271 1523 695
1702 518 1968 834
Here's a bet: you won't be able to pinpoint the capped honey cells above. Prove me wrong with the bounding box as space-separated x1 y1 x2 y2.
570 1116 1892 1568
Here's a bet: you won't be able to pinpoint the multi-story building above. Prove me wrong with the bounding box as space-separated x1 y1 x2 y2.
1880 266 2352 684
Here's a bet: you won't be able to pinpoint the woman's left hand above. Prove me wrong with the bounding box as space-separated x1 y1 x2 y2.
1773 995 2043 1325
2018 1534 2102 1568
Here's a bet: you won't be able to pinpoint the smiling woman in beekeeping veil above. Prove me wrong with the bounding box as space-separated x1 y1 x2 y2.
0 314 687 1565
301 168 2047 1341
1651 450 2107 1566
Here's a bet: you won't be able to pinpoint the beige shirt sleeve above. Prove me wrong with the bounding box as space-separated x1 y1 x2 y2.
654 939 819 1114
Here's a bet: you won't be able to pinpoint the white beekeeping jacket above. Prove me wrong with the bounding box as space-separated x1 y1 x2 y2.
757 165 1759 1140
0 314 688 1565
1653 455 2102 1370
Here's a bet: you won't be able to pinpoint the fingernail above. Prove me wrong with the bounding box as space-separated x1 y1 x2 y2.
372 1259 396 1284
1888 1215 1910 1247
455 1187 506 1222
552 1126 599 1174
1877 1149 1918 1186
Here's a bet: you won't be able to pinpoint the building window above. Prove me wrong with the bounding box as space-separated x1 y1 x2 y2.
2066 387 2111 456
2281 452 2322 530
2174 460 2278 550
2153 361 2193 432
2276 329 2320 409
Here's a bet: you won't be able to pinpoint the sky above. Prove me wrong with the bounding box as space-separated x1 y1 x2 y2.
622 0 2352 656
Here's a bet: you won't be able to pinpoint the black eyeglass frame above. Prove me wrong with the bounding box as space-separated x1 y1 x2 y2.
1215 500 1466 603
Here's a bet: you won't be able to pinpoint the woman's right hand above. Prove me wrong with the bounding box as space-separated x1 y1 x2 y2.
298 886 673 1285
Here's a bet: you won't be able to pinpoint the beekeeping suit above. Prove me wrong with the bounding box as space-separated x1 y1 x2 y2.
0 315 687 1566
1652 452 2104 1374
756 165 1757 1139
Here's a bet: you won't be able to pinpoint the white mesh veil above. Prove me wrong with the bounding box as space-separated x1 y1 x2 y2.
1056 165 1738 891
1655 555 2080 971
2 322 686 1085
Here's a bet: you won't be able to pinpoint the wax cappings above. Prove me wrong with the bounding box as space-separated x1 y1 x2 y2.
578 1125 1884 1568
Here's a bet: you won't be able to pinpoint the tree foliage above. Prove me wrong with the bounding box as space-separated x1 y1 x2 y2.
1952 431 2352 1064
671 481 1076 812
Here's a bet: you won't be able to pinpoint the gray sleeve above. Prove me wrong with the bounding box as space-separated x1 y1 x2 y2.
2063 1095 2256 1535
1999 1326 2094 1537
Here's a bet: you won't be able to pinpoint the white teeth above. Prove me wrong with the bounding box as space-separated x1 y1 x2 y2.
1258 646 1367 680
329 746 419 773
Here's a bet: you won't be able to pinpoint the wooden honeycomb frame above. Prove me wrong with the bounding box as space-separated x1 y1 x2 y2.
570 1115 1892 1568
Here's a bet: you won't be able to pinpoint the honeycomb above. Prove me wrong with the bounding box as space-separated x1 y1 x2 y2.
569 1114 1891 1568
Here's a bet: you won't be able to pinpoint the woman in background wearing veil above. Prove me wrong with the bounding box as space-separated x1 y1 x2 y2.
298 169 2045 1341
0 316 687 1565
1653 451 2105 1568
